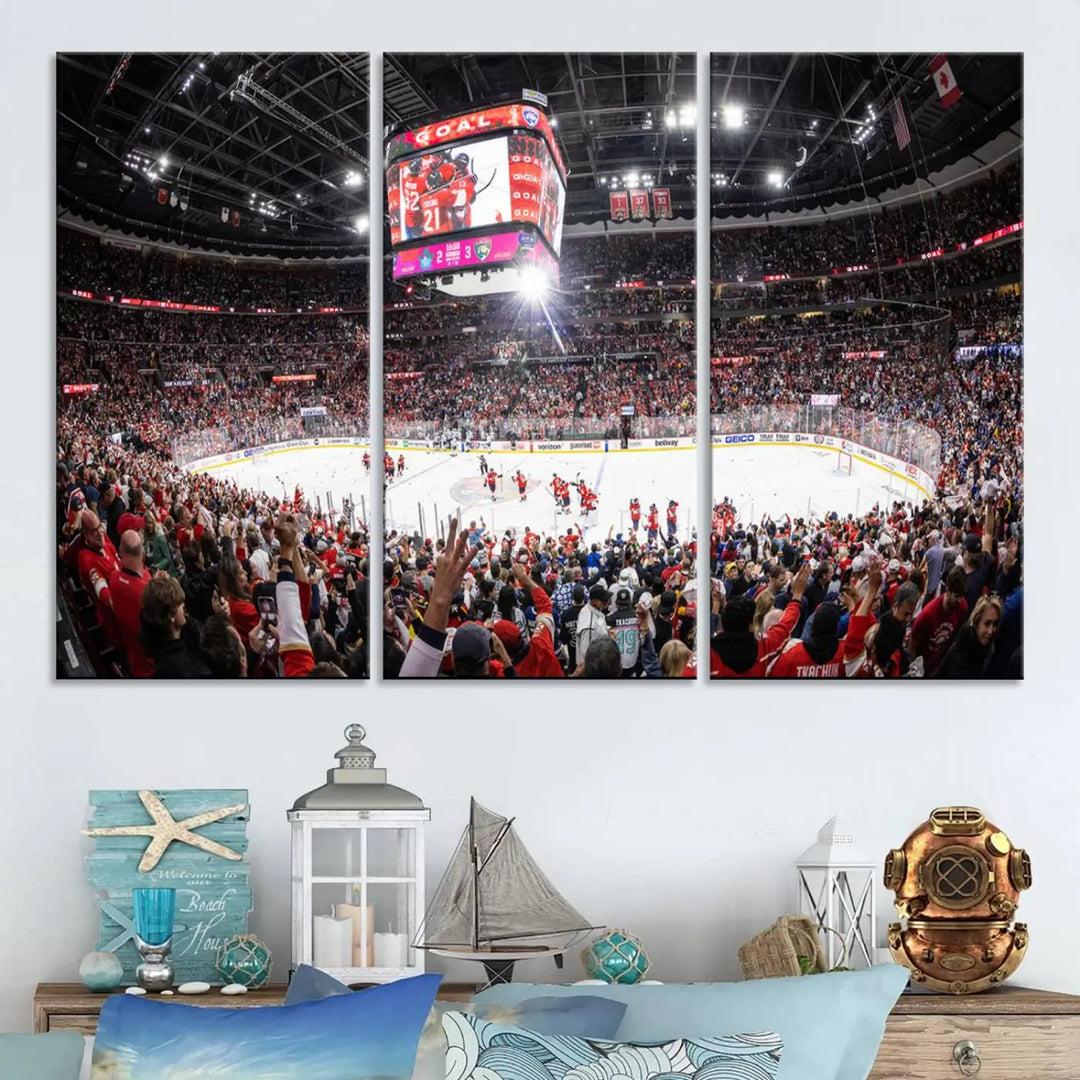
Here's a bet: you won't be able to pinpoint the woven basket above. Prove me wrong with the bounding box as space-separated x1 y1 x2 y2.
738 915 827 980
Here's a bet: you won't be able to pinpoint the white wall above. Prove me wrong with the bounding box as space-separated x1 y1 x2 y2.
6 0 1080 1040
1 704 1079 1033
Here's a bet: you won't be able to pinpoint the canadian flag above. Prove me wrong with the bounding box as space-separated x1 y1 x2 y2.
929 54 962 108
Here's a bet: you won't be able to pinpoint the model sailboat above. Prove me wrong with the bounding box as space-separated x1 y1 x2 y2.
414 798 600 985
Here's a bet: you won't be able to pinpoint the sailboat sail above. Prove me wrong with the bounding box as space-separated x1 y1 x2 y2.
416 799 594 949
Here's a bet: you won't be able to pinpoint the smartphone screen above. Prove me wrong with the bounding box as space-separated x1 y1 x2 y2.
257 595 278 626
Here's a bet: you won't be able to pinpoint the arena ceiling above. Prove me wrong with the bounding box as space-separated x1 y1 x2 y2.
56 52 371 257
384 53 698 227
709 53 1022 215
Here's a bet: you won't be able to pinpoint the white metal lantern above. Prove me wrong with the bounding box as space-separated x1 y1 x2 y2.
795 816 877 970
288 725 429 985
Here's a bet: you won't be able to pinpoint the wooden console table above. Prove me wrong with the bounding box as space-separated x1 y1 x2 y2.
33 981 476 1036
869 986 1080 1079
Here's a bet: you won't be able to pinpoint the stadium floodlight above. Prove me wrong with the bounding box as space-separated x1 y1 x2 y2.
723 104 744 130
354 215 369 234
159 156 168 168
343 170 363 188
767 171 784 188
665 111 678 129
518 265 549 300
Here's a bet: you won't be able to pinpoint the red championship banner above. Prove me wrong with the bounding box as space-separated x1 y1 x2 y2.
62 383 100 394
652 188 672 219
609 191 629 222
629 189 649 220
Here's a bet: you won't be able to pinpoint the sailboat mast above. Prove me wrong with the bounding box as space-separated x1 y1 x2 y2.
469 797 480 951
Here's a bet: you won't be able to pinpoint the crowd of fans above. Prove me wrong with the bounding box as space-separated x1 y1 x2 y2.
708 496 1021 679
710 163 1020 281
384 519 697 679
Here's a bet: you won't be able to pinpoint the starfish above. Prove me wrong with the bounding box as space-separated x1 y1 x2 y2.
83 790 247 872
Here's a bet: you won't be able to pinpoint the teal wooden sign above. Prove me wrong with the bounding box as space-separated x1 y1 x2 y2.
83 789 252 986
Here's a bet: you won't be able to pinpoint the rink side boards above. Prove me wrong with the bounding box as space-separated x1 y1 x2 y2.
711 431 936 500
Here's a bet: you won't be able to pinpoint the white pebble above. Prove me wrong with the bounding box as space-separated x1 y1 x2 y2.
177 981 211 995
124 987 147 996
160 990 174 996
220 984 248 996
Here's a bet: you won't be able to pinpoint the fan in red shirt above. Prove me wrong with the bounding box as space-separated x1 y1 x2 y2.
72 510 121 646
711 563 810 677
767 562 882 678
909 566 969 677
108 529 153 677
630 498 641 529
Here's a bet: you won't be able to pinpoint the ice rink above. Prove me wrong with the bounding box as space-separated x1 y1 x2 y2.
191 442 926 539
384 447 696 543
195 446 371 522
712 443 927 524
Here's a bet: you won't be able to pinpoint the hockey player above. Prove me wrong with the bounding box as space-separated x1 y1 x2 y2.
512 469 528 501
646 503 660 543
485 467 501 501
629 497 641 531
363 450 371 473
560 478 572 515
384 453 395 483
479 453 488 477
446 153 477 230
583 487 599 521
402 158 426 241
667 499 679 539
397 454 406 477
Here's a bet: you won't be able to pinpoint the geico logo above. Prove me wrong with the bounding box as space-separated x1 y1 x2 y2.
654 439 678 447
725 434 755 444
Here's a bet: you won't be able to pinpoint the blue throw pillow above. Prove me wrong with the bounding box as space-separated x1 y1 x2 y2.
285 965 627 1080
93 972 441 1078
440 1011 783 1080
476 965 909 1080
0 1032 85 1080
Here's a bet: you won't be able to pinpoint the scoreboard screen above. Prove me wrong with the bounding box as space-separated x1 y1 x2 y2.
387 133 565 255
385 97 568 293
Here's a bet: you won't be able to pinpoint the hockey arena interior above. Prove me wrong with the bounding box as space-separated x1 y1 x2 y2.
708 54 1021 678
54 52 1021 681
380 54 698 678
56 54 372 679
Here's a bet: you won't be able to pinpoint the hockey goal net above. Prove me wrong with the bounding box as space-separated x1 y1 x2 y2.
836 447 854 475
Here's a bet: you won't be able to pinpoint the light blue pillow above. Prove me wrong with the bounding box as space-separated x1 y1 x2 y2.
476 965 909 1080
0 1031 85 1080
93 972 442 1079
440 1010 783 1080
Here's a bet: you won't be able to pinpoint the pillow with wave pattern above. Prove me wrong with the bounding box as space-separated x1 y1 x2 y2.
440 1010 783 1080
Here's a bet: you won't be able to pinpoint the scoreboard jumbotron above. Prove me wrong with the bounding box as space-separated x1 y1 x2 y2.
384 92 568 296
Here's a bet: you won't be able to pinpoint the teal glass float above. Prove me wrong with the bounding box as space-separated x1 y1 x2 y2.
581 929 650 984
79 950 124 992
215 933 273 988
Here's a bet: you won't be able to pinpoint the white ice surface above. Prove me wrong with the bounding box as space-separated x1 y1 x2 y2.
712 443 919 525
383 447 696 544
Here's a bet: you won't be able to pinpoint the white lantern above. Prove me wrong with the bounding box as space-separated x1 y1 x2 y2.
288 725 429 985
795 816 877 970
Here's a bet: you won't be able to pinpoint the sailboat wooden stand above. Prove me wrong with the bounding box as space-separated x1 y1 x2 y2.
414 798 599 988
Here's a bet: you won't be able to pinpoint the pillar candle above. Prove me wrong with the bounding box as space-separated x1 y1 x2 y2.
313 916 353 969
332 903 375 967
373 932 408 968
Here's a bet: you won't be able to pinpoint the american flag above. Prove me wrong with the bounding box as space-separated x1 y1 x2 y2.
893 98 911 151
